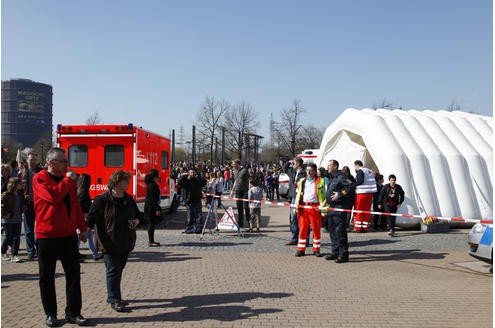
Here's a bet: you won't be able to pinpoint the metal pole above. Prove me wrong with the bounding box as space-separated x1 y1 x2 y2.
171 129 175 164
215 137 218 165
192 125 196 164
221 127 225 164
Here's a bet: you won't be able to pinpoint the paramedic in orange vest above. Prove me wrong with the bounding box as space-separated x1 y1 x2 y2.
294 163 327 257
352 160 377 232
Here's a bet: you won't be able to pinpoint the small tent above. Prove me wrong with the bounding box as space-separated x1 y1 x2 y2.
316 108 493 227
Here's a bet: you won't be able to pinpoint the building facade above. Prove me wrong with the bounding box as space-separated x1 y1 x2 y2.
1 79 53 147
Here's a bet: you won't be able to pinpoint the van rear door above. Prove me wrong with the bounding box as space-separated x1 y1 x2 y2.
61 134 134 200
92 135 135 199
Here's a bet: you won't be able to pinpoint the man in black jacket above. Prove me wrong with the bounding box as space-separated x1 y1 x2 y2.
325 159 354 263
286 158 306 245
378 174 405 236
178 168 206 233
230 159 249 228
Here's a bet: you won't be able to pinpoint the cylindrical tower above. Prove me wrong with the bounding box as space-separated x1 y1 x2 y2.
1 79 53 147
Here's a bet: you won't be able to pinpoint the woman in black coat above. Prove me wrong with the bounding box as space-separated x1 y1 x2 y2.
86 170 141 312
144 169 161 247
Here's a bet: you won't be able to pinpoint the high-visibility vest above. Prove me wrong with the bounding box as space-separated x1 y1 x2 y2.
295 177 327 212
355 167 377 194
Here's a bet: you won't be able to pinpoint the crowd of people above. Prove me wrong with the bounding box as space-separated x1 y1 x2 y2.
1 149 405 327
171 157 404 240
171 157 405 264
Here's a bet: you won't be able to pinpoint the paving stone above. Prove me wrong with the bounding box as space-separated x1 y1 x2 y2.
1 200 491 327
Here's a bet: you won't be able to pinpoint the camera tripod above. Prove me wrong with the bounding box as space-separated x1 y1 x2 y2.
200 196 244 240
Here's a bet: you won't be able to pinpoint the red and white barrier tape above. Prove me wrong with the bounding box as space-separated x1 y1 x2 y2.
205 193 492 225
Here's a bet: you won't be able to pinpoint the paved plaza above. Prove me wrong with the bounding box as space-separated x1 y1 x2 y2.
1 200 492 327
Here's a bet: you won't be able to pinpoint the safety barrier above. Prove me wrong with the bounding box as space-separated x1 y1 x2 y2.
205 193 493 225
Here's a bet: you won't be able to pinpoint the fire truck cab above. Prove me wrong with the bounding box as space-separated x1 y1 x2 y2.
56 123 177 213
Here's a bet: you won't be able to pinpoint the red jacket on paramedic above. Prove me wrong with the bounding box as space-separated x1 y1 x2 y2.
33 169 87 239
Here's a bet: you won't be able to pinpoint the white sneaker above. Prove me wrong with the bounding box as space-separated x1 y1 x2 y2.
11 256 21 263
1 254 10 261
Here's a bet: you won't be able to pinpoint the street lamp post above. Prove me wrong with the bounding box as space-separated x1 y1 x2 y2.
184 141 192 163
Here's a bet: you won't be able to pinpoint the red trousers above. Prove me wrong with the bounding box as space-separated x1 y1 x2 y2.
354 193 373 231
297 206 321 252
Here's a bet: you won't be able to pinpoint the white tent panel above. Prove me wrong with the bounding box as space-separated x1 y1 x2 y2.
423 110 492 219
408 111 476 220
392 110 460 219
437 110 493 183
371 109 440 220
319 130 366 171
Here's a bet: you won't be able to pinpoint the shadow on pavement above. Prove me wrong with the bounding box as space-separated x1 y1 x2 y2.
349 249 448 262
91 292 292 324
349 238 400 247
165 241 253 248
127 251 202 263
1 272 63 283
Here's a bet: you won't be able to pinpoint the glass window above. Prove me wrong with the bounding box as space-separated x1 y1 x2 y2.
161 151 169 169
1 123 12 134
105 145 124 167
68 145 88 167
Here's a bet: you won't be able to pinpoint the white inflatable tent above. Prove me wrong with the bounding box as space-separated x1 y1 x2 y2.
316 108 493 227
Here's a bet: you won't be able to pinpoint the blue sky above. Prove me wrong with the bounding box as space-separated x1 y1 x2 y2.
2 0 492 143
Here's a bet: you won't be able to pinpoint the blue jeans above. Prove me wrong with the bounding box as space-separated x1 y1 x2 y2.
103 253 129 303
76 229 98 258
289 205 299 243
24 204 36 255
384 204 398 232
87 229 98 258
186 203 203 232
1 222 22 256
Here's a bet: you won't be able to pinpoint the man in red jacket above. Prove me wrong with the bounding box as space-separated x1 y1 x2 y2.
33 147 89 327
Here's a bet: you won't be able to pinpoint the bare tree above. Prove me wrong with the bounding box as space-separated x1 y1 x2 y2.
446 99 461 112
223 101 259 161
31 133 54 164
85 111 103 125
1 140 23 164
299 125 325 149
272 100 306 157
372 99 394 110
196 96 230 163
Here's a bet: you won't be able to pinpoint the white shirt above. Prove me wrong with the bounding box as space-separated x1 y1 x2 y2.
302 177 318 203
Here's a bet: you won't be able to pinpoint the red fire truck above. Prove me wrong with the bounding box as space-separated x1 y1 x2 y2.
56 123 177 212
